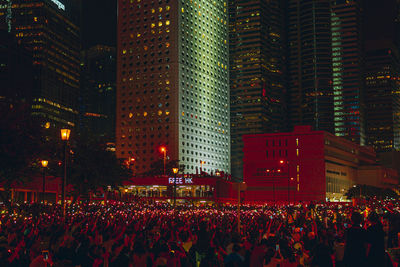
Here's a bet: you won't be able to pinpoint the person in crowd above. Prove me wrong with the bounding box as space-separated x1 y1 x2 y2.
0 199 398 266
343 211 367 267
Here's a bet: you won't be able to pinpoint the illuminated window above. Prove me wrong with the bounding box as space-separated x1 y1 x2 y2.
143 112 148 117
166 20 170 26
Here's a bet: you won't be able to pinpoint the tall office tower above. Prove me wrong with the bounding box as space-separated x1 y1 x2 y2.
229 0 287 179
331 0 364 145
287 0 334 133
80 45 116 141
116 0 230 175
365 41 400 152
0 30 36 108
0 0 81 128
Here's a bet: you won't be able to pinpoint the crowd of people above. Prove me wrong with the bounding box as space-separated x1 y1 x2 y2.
0 199 399 267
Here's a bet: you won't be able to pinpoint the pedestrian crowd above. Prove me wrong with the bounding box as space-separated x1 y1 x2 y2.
0 199 399 267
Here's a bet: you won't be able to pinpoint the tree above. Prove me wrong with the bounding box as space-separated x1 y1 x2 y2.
0 102 42 209
345 184 399 199
139 159 185 177
67 134 131 202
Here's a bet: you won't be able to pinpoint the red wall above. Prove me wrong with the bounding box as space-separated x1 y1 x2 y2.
243 129 326 203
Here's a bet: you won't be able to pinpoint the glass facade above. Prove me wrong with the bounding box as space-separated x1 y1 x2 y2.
0 0 81 128
365 45 400 152
287 0 334 133
331 0 365 145
229 0 286 179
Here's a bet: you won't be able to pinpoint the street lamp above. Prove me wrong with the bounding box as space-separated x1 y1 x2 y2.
41 160 48 203
172 167 179 207
128 157 135 176
160 146 167 176
266 169 275 204
279 159 291 203
236 181 247 234
60 128 70 220
200 160 205 173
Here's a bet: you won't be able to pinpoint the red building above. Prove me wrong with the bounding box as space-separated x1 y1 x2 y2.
243 126 399 203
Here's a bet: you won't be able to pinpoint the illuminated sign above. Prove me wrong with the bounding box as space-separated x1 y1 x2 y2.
50 0 65 10
168 177 193 185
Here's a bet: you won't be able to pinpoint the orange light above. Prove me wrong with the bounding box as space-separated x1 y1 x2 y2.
130 157 135 162
266 169 270 172
160 146 166 153
277 169 281 172
60 129 71 141
279 160 284 164
41 160 48 168
172 168 179 174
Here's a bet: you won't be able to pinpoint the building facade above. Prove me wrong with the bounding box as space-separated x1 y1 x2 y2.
331 0 365 145
287 0 333 133
365 42 400 152
229 0 287 180
80 45 116 141
0 0 81 128
243 126 398 202
116 0 230 175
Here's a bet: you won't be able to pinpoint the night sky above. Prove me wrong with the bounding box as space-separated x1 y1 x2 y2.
81 0 117 49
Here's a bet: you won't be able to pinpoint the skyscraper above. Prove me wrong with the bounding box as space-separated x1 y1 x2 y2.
229 0 287 179
116 0 230 175
0 0 81 128
80 45 116 141
331 0 365 145
287 0 333 133
365 41 400 152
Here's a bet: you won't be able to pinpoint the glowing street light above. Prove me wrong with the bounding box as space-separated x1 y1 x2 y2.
200 160 205 173
279 159 291 203
41 160 48 203
172 167 179 207
60 128 70 220
160 146 167 176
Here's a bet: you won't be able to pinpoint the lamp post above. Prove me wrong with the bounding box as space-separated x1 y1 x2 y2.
41 160 48 203
200 160 205 173
279 160 291 203
172 167 179 207
128 157 135 176
236 182 247 234
160 146 167 176
60 129 70 220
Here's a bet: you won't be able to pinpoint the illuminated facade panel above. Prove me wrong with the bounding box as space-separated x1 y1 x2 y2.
331 0 365 145
0 0 81 128
229 0 287 179
116 0 230 175
80 45 116 141
287 0 334 133
365 43 400 152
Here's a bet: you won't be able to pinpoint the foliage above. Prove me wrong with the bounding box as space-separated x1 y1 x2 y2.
0 102 42 208
345 184 399 199
67 134 131 202
139 159 185 177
